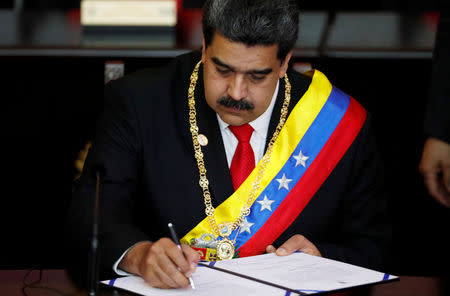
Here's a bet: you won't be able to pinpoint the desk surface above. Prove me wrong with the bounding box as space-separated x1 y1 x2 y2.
0 269 448 296
0 9 437 59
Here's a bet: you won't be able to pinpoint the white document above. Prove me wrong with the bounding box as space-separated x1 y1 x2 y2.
101 252 397 295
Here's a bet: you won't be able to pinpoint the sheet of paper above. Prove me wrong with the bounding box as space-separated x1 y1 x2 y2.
102 252 397 295
211 252 397 294
102 265 287 296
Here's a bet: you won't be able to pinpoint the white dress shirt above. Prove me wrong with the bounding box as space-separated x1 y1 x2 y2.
113 81 280 275
217 80 279 167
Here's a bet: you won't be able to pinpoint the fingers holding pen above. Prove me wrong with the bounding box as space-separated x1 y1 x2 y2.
181 243 200 275
166 241 199 277
138 238 197 288
157 248 191 288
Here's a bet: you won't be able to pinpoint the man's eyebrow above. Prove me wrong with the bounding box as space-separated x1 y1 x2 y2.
212 57 273 75
248 68 273 75
212 57 235 71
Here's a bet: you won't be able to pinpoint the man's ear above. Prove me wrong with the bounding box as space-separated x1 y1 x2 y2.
201 37 206 63
279 50 293 78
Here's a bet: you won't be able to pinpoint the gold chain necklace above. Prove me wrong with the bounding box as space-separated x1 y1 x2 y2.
188 60 291 260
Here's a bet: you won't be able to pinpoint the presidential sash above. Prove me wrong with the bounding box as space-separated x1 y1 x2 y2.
181 69 367 261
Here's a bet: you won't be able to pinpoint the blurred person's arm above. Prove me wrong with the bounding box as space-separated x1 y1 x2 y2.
420 6 450 207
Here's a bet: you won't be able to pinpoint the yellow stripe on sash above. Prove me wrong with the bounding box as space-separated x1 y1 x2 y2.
181 70 332 247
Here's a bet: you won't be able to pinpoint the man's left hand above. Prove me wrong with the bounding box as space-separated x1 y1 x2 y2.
265 234 321 257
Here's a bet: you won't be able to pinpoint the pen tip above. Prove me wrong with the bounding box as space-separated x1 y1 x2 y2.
190 278 196 290
168 223 173 227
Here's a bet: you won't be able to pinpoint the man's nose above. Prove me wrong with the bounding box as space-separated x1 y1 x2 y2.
228 74 247 100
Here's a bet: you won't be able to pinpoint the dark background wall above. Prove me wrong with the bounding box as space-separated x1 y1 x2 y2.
1 0 448 279
0 0 442 10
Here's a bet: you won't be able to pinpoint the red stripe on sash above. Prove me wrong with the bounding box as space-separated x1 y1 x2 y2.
237 97 367 257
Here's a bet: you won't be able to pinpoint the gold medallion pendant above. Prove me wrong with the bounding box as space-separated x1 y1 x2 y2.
217 238 235 260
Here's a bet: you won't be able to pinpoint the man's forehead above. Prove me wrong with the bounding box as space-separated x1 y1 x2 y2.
205 33 280 71
211 56 273 75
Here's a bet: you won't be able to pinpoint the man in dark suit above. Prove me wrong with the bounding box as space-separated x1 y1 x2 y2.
66 0 391 289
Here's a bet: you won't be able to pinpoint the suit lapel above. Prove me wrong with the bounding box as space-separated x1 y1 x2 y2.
182 64 234 207
174 52 202 154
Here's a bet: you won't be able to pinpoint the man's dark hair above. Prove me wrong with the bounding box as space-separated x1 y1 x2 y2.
202 0 300 62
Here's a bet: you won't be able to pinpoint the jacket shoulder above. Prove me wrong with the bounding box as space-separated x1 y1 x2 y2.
104 51 201 101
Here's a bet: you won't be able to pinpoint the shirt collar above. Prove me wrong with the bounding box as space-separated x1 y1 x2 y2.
217 80 280 135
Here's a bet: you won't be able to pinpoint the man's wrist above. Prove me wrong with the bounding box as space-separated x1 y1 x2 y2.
118 241 153 276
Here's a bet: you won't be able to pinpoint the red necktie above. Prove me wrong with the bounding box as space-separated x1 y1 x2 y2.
229 123 255 190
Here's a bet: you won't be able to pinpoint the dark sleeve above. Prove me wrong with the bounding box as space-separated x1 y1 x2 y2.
424 6 450 143
64 79 150 284
316 114 392 271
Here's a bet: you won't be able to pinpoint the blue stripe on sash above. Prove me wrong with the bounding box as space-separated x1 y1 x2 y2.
233 87 350 249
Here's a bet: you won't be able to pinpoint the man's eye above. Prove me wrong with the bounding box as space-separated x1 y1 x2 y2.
249 74 265 82
216 68 231 75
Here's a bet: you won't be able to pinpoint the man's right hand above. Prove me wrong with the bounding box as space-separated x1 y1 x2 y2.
118 239 200 289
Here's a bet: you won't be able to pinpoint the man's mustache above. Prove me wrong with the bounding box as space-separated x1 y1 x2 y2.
217 96 254 111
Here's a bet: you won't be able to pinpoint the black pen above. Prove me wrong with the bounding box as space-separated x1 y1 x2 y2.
168 223 196 290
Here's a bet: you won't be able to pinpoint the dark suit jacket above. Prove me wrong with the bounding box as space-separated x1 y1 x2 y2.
65 51 391 283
